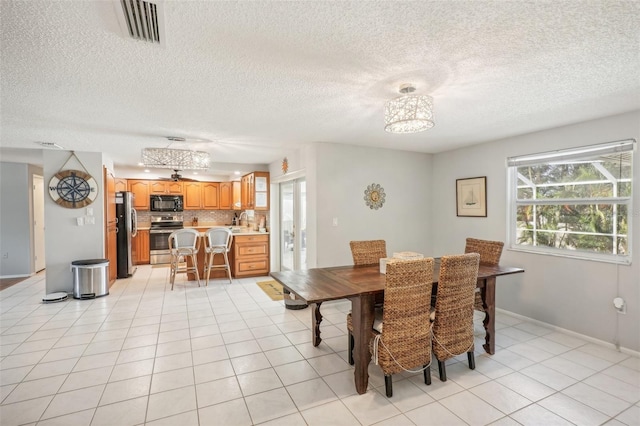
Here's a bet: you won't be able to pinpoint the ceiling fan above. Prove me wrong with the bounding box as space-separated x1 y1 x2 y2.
156 169 199 182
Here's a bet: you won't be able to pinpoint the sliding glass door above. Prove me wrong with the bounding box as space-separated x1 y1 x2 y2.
280 178 306 271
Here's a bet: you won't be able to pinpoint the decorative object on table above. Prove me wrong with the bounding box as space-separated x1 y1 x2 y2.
48 151 99 209
384 83 434 134
281 157 288 174
256 280 284 301
364 183 386 209
456 176 487 217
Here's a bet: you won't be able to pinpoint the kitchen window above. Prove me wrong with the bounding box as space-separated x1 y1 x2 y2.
507 139 635 264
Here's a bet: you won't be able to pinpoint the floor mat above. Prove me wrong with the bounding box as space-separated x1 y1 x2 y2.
256 280 284 301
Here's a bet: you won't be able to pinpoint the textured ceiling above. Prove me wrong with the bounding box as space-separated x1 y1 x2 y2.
1 0 639 178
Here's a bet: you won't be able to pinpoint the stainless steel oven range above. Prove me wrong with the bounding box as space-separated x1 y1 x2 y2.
149 214 184 265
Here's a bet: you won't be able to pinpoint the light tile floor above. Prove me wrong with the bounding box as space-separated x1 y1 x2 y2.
1 266 638 426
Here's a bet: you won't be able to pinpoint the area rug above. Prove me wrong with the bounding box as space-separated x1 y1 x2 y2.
256 280 284 301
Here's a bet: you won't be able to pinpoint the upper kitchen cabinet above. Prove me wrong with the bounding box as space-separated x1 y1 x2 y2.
241 172 270 210
128 180 150 210
219 182 232 210
115 178 127 193
233 181 241 210
184 182 219 210
150 181 183 195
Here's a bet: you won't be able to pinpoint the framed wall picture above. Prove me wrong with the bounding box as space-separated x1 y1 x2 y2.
456 176 487 217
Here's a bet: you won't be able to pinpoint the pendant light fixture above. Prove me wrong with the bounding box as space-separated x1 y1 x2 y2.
384 84 434 134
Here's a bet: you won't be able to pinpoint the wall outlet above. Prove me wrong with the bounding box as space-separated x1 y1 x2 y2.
332 217 338 227
85 216 95 225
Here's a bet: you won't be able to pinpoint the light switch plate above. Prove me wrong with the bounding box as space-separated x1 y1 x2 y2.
77 217 84 226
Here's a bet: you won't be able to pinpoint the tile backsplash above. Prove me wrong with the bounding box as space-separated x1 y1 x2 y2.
136 210 268 228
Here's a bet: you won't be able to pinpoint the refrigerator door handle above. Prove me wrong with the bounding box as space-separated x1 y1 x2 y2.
131 208 138 237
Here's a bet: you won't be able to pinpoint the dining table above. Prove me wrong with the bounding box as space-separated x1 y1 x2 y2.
270 259 524 394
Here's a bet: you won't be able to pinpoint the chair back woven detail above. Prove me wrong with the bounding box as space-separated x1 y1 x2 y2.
350 240 387 265
464 238 503 265
371 258 434 376
204 228 233 284
432 253 480 361
168 229 201 290
206 228 233 254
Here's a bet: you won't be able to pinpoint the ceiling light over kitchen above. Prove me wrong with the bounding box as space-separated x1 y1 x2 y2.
141 148 210 170
384 84 434 134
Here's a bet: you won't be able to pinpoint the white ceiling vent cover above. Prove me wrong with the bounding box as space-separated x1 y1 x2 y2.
115 0 165 45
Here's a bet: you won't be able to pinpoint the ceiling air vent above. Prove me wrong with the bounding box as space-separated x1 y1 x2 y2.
35 142 64 150
116 0 163 44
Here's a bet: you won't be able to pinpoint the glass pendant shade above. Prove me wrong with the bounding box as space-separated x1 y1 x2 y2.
142 148 210 170
384 93 434 134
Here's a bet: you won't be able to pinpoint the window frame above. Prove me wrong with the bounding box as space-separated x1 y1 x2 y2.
506 139 635 265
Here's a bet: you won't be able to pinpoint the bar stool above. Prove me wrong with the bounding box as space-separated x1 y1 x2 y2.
203 228 233 285
168 228 201 290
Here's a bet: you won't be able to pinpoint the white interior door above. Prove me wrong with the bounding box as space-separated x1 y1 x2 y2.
280 178 306 271
33 175 46 272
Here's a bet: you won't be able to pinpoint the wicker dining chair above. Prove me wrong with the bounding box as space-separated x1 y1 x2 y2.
464 237 504 311
203 228 233 285
347 239 387 365
432 253 480 381
369 258 434 397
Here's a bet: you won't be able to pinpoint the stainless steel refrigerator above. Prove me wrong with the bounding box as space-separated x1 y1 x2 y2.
116 191 138 278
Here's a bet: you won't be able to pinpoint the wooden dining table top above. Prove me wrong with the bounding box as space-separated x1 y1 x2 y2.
271 260 524 303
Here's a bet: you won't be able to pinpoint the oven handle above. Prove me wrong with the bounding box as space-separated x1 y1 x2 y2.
149 229 179 234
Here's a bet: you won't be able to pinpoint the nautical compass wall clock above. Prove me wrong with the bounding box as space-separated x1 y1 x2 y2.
364 183 386 210
48 152 99 209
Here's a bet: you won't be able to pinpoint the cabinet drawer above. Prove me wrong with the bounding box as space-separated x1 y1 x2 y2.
234 234 269 243
236 259 268 274
237 243 268 257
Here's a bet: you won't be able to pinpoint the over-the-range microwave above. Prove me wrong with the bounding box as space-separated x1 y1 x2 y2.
150 195 184 212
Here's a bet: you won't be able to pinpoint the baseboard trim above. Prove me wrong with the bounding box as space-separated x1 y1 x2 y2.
496 308 639 358
0 273 31 279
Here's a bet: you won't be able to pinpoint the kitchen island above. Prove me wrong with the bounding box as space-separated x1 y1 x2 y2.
184 226 270 280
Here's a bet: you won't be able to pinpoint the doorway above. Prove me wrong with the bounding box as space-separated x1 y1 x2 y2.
280 178 306 271
33 175 46 272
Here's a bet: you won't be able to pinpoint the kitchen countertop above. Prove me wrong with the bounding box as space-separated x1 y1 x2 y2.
136 224 268 235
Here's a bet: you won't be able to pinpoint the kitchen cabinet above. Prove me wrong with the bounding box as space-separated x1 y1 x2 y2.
233 181 241 210
150 181 183 194
184 182 219 210
132 229 150 265
241 172 269 210
219 182 232 210
234 234 269 277
128 180 150 210
115 178 127 193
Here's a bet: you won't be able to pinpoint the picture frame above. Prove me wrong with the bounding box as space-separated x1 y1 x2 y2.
456 176 487 217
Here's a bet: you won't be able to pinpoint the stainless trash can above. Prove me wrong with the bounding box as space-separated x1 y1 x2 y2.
71 259 109 299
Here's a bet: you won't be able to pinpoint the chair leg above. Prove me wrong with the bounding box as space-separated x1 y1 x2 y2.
384 375 393 397
438 360 447 382
192 253 200 286
204 252 213 286
223 252 232 284
348 331 354 365
423 364 431 385
467 351 475 370
170 254 177 290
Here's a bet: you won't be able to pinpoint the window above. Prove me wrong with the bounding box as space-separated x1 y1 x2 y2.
507 139 635 264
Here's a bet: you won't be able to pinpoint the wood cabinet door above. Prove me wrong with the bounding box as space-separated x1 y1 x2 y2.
137 230 150 264
104 167 118 285
253 172 270 210
219 182 232 209
150 181 168 194
202 182 220 209
241 175 249 209
128 180 150 210
167 182 183 194
115 178 127 193
183 182 202 209
232 181 241 210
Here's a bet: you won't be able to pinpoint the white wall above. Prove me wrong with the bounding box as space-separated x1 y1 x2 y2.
430 110 640 352
0 162 32 277
43 150 107 293
312 142 433 268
